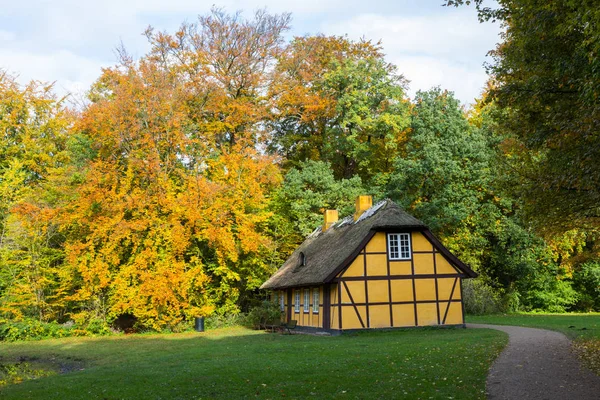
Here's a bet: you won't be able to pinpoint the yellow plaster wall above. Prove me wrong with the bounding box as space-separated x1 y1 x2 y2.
367 280 389 303
414 279 437 301
417 303 438 326
413 253 435 275
444 302 463 325
341 281 366 303
366 232 387 253
411 232 433 252
287 286 325 328
392 304 415 327
331 309 338 329
341 255 364 277
365 254 388 276
435 253 459 274
342 305 367 329
300 229 468 331
437 278 458 301
331 285 338 304
311 314 319 327
369 305 391 328
390 279 414 302
389 261 412 275
454 283 462 300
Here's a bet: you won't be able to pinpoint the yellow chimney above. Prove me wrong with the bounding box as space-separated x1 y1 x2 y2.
323 210 339 232
354 195 373 221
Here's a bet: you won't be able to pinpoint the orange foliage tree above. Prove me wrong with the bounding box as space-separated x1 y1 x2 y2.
58 9 287 330
0 72 71 322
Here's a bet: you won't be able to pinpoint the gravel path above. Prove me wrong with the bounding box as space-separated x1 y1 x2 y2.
467 323 600 400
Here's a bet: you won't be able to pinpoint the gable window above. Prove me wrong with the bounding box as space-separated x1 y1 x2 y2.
313 288 319 313
388 233 411 260
300 252 306 266
304 289 310 312
279 292 285 312
294 290 300 313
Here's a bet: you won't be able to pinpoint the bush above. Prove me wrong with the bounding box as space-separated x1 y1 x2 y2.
0 318 80 342
462 280 503 315
246 301 282 329
522 279 579 313
204 313 247 330
572 262 600 311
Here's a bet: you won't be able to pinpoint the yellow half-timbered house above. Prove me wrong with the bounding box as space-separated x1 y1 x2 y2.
260 196 477 332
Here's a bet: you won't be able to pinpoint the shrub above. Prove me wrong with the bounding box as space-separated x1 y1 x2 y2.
246 301 282 329
204 313 247 330
462 280 503 315
0 318 79 342
522 279 579 313
572 262 600 311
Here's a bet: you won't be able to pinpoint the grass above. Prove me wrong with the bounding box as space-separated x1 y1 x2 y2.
0 326 507 399
467 313 600 375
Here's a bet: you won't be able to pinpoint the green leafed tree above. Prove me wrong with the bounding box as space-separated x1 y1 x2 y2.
388 88 577 311
446 0 600 235
267 160 368 269
269 35 411 182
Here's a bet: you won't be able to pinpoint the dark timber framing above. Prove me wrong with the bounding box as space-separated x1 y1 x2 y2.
433 248 441 324
442 277 459 324
386 238 394 327
323 230 467 331
324 231 377 282
363 249 370 328
409 234 418 326
342 280 365 328
262 204 476 332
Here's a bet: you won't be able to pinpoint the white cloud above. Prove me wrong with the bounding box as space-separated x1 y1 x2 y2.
0 48 109 98
322 9 501 104
0 30 16 42
394 55 489 104
0 2 500 104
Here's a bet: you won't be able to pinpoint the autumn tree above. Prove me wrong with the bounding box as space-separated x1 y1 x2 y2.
143 8 291 151
57 9 288 330
269 35 411 182
0 72 71 322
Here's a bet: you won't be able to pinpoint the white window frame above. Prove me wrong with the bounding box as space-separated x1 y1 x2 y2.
303 289 310 312
294 290 300 313
388 233 411 260
279 292 285 312
313 288 319 313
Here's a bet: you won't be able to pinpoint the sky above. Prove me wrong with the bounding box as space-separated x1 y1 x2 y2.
0 0 501 105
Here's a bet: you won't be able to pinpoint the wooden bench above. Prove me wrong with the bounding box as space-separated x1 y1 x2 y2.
280 320 297 334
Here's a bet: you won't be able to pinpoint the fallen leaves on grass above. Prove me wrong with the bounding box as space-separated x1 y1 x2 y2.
572 339 600 376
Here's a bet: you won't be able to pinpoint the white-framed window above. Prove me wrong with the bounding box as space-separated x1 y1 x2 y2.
304 289 310 312
294 290 300 313
279 292 285 311
388 233 411 260
313 288 319 313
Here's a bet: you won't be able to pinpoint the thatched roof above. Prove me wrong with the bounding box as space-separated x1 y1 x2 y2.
260 200 477 290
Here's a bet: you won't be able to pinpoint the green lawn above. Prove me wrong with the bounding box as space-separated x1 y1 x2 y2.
0 327 506 399
466 313 600 340
467 313 600 375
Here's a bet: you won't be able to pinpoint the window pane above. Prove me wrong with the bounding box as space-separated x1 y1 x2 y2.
313 289 319 313
389 233 411 260
304 290 310 312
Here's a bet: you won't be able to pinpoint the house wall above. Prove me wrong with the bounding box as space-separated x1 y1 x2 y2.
273 286 325 328
330 231 464 330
